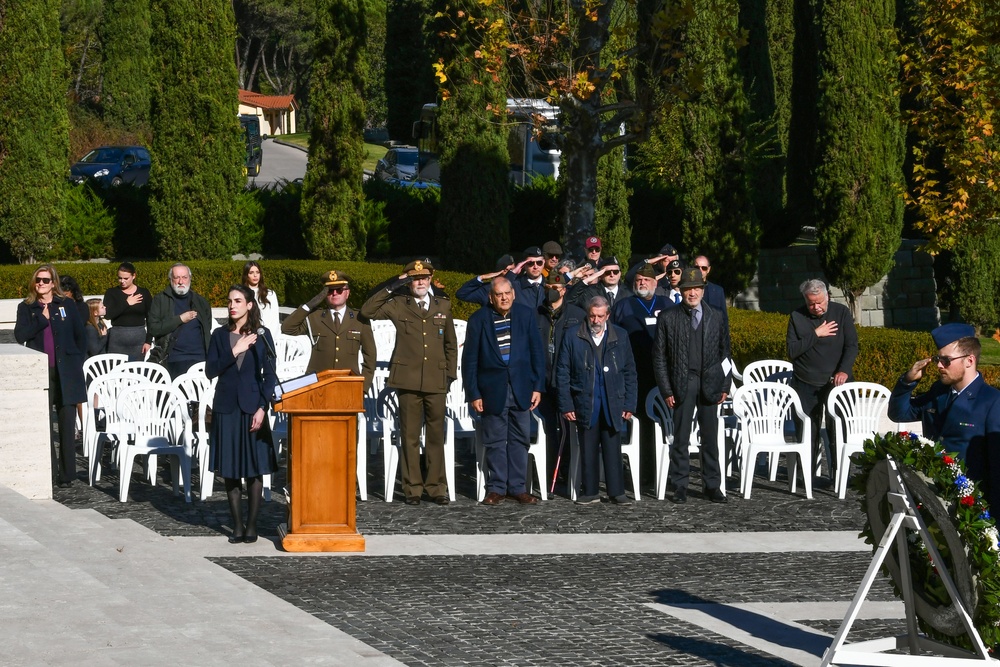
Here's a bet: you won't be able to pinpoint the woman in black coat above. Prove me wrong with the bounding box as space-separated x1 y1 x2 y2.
207 285 278 544
103 262 152 361
15 264 88 488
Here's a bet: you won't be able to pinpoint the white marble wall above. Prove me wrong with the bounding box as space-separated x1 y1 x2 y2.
0 345 53 499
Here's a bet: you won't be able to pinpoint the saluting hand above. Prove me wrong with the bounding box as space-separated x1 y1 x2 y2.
905 358 932 383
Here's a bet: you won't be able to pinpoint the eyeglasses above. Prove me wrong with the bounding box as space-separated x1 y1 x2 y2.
35 277 52 284
696 265 710 271
527 260 544 266
670 269 683 276
327 287 348 294
933 354 970 368
604 269 620 275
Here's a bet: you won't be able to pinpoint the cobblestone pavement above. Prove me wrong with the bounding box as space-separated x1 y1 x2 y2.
213 552 896 667
56 446 866 538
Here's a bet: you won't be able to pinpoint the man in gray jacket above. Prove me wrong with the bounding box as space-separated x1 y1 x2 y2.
147 263 212 378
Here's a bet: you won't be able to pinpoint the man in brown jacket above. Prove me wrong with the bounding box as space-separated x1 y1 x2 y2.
361 259 458 505
281 270 376 393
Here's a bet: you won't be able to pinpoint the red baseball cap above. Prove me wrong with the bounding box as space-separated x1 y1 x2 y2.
585 236 602 249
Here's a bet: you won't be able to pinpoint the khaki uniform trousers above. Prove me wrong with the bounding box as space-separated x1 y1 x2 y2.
397 389 448 499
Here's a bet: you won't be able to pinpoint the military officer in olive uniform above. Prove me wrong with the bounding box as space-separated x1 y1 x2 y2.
281 270 376 392
361 259 458 505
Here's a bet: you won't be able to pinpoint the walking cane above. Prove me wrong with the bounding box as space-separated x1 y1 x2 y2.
550 421 568 494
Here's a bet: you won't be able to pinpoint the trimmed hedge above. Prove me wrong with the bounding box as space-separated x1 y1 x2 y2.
2 260 995 389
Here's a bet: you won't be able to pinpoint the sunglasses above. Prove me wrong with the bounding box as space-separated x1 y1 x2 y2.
327 287 348 294
696 265 710 271
545 254 561 260
587 248 601 253
932 354 969 368
35 277 53 284
604 269 620 275
670 269 683 276
527 260 544 266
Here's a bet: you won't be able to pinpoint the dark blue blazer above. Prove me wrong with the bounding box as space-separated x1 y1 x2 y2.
15 296 87 406
462 303 546 415
889 373 1000 510
206 327 278 415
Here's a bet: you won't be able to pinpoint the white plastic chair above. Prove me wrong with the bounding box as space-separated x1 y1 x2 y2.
112 361 170 386
452 319 467 375
355 365 392 501
370 320 397 363
475 409 548 501
645 388 721 500
380 388 456 502
742 359 793 385
566 413 639 501
732 382 813 500
86 374 155 485
117 385 192 503
274 334 310 382
827 382 891 499
83 353 128 387
172 371 216 501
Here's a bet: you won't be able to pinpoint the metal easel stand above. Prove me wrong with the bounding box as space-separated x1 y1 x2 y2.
821 457 997 666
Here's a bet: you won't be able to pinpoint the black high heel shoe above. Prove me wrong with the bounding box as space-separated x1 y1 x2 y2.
243 534 258 544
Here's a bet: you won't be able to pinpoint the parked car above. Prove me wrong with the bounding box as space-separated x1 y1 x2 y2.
374 146 419 182
70 146 151 187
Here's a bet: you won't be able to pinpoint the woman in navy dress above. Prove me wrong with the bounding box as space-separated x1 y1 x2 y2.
207 285 277 543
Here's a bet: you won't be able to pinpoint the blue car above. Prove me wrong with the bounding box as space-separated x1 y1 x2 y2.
70 146 151 187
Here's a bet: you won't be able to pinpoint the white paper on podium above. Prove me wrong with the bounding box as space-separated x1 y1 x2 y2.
273 373 318 401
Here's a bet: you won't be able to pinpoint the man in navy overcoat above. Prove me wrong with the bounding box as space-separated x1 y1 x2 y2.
463 277 546 506
889 322 1000 511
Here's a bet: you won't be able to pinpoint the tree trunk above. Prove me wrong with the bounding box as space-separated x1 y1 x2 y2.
560 99 602 259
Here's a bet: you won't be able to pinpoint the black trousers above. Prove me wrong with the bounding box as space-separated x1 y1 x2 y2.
49 367 77 485
791 377 835 475
577 410 625 498
670 374 721 491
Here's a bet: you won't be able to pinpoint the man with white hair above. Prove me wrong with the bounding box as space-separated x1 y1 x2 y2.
147 263 212 378
786 279 858 474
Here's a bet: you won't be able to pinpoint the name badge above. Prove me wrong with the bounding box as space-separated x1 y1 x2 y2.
645 317 657 326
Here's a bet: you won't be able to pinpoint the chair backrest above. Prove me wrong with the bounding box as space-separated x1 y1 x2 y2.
88 373 155 430
84 353 129 386
644 387 673 437
743 359 793 385
371 321 397 363
171 372 215 434
117 385 184 443
112 361 171 386
732 382 802 441
364 365 391 420
453 319 467 373
274 334 310 381
827 381 891 443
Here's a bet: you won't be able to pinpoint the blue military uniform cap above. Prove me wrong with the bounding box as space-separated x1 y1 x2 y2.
931 322 976 349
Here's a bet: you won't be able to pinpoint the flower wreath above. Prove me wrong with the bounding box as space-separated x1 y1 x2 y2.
853 431 1000 652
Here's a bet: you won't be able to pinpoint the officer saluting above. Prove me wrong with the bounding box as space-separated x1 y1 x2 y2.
361 259 458 505
281 270 376 392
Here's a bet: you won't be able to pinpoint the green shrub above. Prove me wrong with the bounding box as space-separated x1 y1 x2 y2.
234 189 265 255
361 198 391 257
362 179 440 256
51 184 116 260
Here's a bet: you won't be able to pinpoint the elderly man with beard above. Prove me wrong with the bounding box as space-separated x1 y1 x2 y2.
362 259 458 505
147 263 212 378
557 296 638 504
653 266 731 504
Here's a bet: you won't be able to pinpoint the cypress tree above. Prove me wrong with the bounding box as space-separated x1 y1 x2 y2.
785 0 820 239
0 0 69 263
677 0 760 296
300 0 368 260
813 0 904 318
100 0 152 131
384 0 436 142
431 0 509 273
149 0 244 259
595 148 632 264
363 0 388 130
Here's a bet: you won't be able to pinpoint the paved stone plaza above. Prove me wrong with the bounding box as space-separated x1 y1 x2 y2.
4 444 910 666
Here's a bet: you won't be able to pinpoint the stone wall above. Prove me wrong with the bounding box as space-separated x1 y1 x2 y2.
733 240 940 330
0 345 53 499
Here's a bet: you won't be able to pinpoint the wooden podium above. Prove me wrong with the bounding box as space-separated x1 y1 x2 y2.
274 369 365 552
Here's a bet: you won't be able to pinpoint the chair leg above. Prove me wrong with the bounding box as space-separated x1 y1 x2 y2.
789 455 799 494
656 442 670 501
119 450 137 502
625 453 641 501
357 437 368 502
169 457 180 496
382 432 398 503
181 455 192 503
533 446 547 501
475 440 486 502
262 474 272 502
803 453 814 499
568 432 579 501
147 454 158 485
444 438 456 502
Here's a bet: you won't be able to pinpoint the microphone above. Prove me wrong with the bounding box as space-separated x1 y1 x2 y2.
257 328 277 358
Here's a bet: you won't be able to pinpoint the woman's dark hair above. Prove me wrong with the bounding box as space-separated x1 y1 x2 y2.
228 285 262 335
242 260 270 308
60 275 84 302
118 262 136 275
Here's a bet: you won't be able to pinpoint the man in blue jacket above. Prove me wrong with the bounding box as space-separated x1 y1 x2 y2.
463 278 547 506
889 323 1000 511
557 295 638 505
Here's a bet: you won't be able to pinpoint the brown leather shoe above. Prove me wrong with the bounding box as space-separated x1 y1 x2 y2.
507 492 538 505
482 492 506 506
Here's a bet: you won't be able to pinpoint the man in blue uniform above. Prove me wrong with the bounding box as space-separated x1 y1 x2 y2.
889 322 1000 511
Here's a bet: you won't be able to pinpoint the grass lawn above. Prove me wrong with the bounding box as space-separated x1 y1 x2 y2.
980 336 1000 366
275 134 388 171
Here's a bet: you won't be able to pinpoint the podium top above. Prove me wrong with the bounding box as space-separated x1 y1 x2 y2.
273 369 364 414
